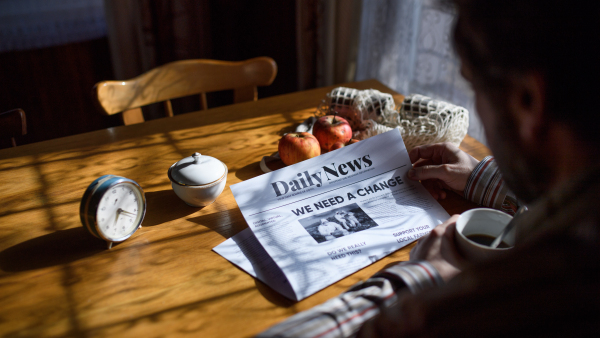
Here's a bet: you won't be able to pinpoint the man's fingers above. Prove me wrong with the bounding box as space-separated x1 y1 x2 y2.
440 221 467 267
412 158 434 168
408 164 451 182
409 243 417 257
409 144 440 163
409 142 457 163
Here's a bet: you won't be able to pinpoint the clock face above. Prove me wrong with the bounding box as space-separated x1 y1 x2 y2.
80 175 146 247
96 182 144 241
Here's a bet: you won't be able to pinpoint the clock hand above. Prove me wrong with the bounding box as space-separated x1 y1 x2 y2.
112 208 122 227
118 209 137 217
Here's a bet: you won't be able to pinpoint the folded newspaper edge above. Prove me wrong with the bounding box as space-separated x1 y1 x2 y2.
213 129 450 301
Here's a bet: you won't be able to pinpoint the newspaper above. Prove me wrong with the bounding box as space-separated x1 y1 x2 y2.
213 129 450 301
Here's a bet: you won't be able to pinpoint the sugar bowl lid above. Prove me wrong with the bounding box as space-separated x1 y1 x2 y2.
168 152 226 186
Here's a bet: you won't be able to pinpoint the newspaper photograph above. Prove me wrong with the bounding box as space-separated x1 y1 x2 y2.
214 129 450 301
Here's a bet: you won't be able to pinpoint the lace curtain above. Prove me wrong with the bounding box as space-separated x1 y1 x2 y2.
355 0 485 145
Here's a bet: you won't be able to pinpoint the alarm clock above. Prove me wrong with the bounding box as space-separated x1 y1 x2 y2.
80 175 146 249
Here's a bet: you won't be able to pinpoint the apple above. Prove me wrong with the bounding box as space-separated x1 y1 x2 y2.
312 115 353 151
330 142 345 151
278 132 321 165
347 139 360 145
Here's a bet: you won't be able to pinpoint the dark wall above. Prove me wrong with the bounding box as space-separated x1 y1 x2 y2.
0 1 298 147
144 0 298 115
204 0 298 98
0 38 122 146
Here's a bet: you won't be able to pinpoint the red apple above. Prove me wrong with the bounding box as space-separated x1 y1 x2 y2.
347 139 360 145
312 115 353 151
330 142 345 151
278 132 321 165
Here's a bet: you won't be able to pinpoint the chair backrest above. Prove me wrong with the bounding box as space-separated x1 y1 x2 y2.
0 108 27 147
94 57 278 125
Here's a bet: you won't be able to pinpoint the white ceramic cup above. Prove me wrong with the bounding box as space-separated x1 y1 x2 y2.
168 153 228 207
170 171 227 207
455 208 515 262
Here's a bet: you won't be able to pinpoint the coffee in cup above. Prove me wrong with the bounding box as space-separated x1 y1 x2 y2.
455 208 515 262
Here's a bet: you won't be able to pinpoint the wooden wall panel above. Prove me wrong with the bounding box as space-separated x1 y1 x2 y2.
0 38 121 146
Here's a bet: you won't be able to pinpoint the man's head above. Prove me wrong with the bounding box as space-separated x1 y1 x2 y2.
448 0 600 202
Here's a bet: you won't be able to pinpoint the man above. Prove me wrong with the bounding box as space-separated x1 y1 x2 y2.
334 211 351 230
259 0 599 336
345 211 361 229
318 218 349 241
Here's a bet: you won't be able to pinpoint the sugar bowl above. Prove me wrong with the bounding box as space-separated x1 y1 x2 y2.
168 152 228 207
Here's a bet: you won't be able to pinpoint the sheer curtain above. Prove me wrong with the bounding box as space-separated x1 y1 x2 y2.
355 0 485 145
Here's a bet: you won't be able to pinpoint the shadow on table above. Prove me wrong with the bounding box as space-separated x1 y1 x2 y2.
437 191 481 215
0 228 105 272
254 279 297 307
235 160 265 181
143 189 200 227
187 207 246 240
0 190 201 273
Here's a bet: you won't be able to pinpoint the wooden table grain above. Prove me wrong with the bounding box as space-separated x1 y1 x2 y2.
0 79 490 337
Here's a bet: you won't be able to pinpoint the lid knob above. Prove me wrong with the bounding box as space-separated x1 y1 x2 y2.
193 152 201 163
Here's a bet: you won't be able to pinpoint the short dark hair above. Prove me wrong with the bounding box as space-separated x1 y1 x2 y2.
448 0 600 141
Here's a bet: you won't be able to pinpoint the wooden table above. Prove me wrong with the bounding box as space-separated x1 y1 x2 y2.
0 79 490 337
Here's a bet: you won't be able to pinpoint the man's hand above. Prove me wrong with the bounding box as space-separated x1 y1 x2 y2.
358 217 466 337
408 142 479 200
410 215 466 282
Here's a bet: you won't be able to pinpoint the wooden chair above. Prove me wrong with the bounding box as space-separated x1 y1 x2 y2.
0 108 27 147
93 57 278 125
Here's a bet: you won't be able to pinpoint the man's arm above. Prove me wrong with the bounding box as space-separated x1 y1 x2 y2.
463 156 520 215
409 144 521 215
256 261 444 338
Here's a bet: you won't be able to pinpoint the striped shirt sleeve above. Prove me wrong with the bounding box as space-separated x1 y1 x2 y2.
463 156 520 215
257 261 443 338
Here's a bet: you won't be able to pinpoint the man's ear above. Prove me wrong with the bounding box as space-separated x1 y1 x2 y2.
508 72 547 144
